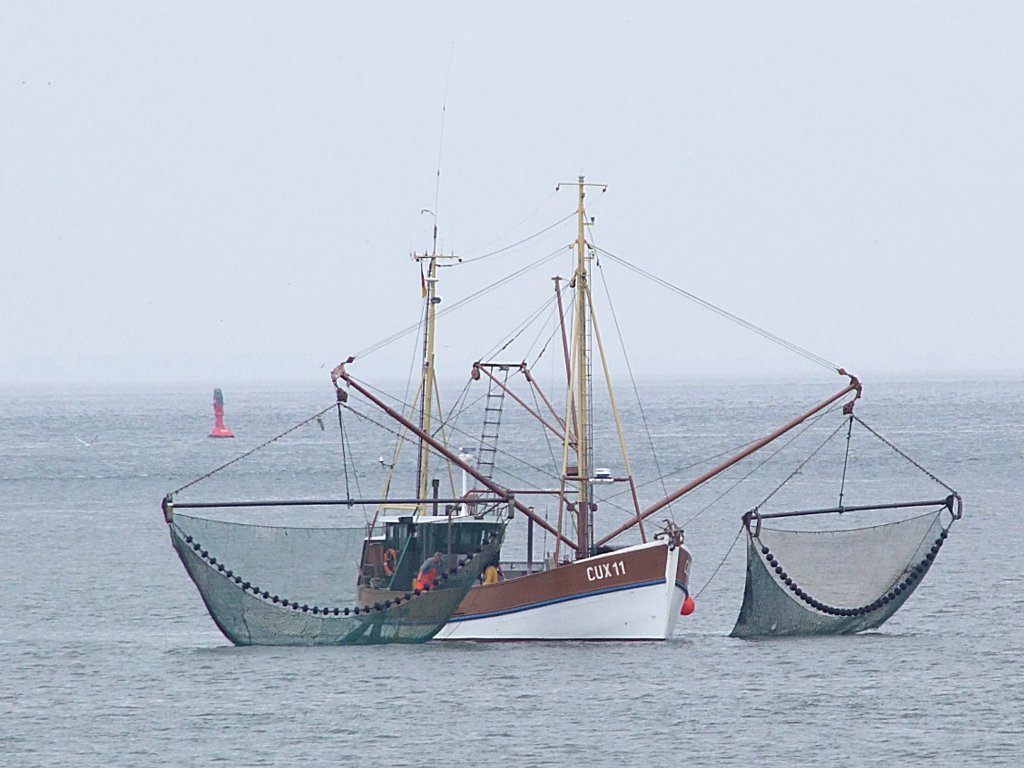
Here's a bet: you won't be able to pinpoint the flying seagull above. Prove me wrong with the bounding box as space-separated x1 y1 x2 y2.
75 434 99 447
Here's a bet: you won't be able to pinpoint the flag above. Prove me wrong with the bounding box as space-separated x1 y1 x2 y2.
420 262 427 298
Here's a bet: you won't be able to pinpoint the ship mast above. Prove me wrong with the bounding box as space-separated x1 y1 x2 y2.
558 175 605 558
573 177 592 557
413 220 457 513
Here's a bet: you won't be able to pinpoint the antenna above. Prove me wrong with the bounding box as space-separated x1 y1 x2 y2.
431 43 456 255
410 49 458 511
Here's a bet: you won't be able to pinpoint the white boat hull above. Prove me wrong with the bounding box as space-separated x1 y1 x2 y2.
434 540 692 641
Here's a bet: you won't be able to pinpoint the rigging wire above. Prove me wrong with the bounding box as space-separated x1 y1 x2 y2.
530 375 562 484
459 209 574 263
478 292 560 362
336 403 369 525
522 299 562 366
531 322 562 371
442 377 478 446
344 396 564 499
680 403 844 528
593 252 672 506
749 409 850 513
344 376 564 487
169 404 338 497
352 246 566 360
595 247 842 373
693 524 746 600
338 403 352 501
852 415 956 492
838 414 854 507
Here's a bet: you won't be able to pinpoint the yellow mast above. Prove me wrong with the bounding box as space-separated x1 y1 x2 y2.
573 177 591 556
412 217 458 513
555 175 604 557
416 253 438 508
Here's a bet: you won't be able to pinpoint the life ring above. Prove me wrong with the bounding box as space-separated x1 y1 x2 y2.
383 548 398 576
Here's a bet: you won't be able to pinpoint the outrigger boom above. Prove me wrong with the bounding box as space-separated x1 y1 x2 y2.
596 371 862 547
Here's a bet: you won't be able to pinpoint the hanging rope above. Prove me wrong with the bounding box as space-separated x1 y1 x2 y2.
837 414 854 507
338 403 352 502
751 414 849 513
337 403 369 524
693 523 745 599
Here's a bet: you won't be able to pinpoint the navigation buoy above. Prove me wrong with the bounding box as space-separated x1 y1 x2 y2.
209 387 235 438
681 594 696 616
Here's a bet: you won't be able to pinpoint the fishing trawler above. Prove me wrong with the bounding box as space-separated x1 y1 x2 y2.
331 177 864 641
164 174 959 644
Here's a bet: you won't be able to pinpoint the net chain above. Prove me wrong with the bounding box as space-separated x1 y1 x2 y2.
172 522 500 616
753 523 950 617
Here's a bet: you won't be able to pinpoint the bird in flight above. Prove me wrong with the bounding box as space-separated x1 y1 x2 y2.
75 434 99 446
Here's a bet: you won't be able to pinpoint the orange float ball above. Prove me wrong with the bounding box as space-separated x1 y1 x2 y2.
681 594 696 616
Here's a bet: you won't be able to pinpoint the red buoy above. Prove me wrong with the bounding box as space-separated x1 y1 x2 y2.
681 594 696 616
209 387 235 438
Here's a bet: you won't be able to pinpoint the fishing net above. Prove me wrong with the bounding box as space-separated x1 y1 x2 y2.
168 510 502 645
731 499 956 637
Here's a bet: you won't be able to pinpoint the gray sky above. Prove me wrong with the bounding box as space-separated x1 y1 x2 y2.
3 3 1021 387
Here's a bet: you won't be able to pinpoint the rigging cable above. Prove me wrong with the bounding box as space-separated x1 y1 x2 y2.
852 415 956 492
459 210 574 264
593 251 672 507
353 246 566 360
169 404 338 497
595 247 842 373
684 411 843 598
693 524 746 600
750 411 850 513
481 292 560 361
529 374 562 483
838 414 854 507
338 402 352 501
531 321 562 372
521 291 566 365
680 403 844 528
343 378 564 488
336 402 369 525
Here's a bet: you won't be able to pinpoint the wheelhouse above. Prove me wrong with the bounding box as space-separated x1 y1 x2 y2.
359 516 504 590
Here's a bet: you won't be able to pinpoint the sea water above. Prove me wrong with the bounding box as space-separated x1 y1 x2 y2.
1 377 1020 767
